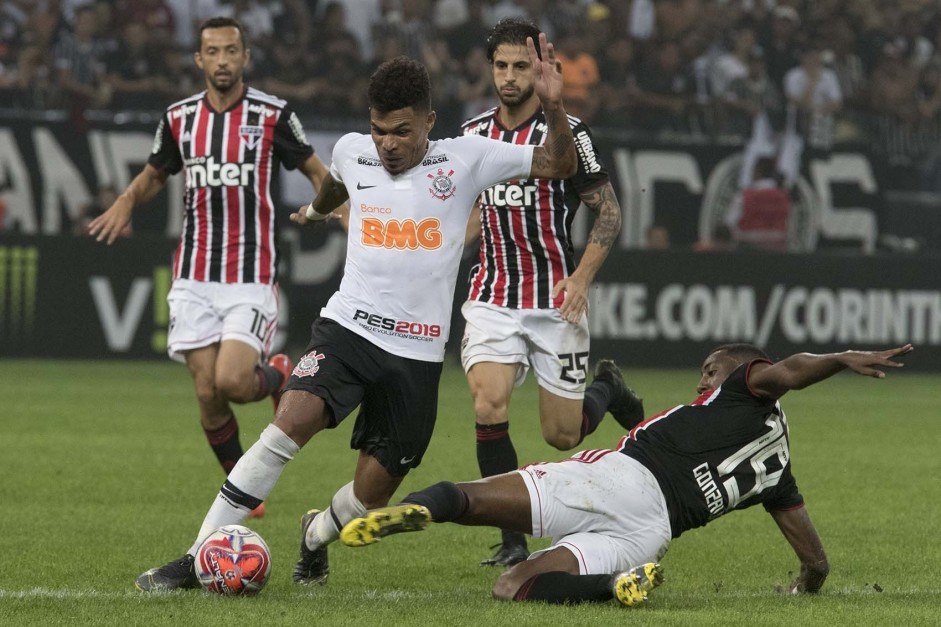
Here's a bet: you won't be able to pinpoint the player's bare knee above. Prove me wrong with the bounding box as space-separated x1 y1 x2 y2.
473 395 509 424
215 370 252 402
542 424 581 450
491 569 524 601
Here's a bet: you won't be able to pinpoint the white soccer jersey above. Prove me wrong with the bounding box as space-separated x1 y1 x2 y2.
321 133 534 361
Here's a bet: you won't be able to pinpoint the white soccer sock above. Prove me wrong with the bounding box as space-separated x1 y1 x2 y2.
305 481 367 550
188 424 299 554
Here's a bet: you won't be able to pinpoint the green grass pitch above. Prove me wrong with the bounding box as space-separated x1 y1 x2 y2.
1 358 938 626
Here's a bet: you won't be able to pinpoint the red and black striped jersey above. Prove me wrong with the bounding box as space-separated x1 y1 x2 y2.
461 107 608 309
148 86 313 284
617 361 804 538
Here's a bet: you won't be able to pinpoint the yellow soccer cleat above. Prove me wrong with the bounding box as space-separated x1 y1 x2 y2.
612 562 664 607
340 504 432 547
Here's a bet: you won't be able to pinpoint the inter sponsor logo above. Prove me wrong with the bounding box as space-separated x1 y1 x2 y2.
185 156 255 188
479 182 538 207
353 309 441 340
361 217 442 250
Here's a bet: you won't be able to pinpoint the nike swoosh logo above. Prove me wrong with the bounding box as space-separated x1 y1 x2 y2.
399 455 416 465
357 182 376 190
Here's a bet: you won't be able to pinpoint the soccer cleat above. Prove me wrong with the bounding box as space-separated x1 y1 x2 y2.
268 353 294 411
292 509 329 585
480 542 530 567
340 504 432 547
611 562 664 607
593 359 645 431
248 502 266 518
135 554 199 592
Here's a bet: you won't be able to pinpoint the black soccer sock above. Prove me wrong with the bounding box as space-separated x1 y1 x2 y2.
476 421 518 477
252 363 283 401
476 422 526 547
401 481 469 522
579 383 609 440
513 572 613 604
203 413 243 474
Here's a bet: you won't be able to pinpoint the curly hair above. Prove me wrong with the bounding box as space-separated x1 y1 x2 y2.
368 57 431 113
485 17 542 63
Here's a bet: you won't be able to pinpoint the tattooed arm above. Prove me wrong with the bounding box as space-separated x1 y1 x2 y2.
551 182 623 323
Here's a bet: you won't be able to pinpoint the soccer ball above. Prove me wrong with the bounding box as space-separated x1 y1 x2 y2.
194 525 272 596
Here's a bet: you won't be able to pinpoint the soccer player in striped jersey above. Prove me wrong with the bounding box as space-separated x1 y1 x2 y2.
340 343 912 607
89 17 333 516
459 18 644 566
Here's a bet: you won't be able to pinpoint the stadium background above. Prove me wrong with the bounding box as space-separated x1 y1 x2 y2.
2 0 941 368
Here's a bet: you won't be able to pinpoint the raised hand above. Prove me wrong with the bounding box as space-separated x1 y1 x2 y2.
526 33 563 110
842 343 913 378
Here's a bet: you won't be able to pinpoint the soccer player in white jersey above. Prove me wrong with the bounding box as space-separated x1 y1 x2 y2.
340 343 912 607
134 32 578 592
460 18 644 566
90 18 333 519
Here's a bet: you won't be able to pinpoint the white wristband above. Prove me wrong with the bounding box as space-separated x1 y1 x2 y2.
305 203 328 221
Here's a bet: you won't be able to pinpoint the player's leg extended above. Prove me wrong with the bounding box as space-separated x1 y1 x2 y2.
467 361 530 565
294 452 405 585
135 390 328 592
495 546 663 606
341 471 533 547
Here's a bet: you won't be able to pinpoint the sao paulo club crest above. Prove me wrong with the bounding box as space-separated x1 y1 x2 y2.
293 350 327 377
427 168 456 200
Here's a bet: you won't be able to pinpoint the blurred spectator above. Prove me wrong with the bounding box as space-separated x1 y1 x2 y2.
868 42 918 123
711 21 756 101
645 224 672 250
455 45 497 120
779 44 842 187
0 42 62 109
309 31 370 116
725 156 790 251
597 35 638 121
723 45 785 187
104 21 173 110
53 3 112 113
114 0 175 46
440 0 491 61
554 26 600 121
760 5 802 89
632 39 696 132
318 0 380 62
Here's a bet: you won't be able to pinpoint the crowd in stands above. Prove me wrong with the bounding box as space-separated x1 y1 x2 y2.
2 0 941 190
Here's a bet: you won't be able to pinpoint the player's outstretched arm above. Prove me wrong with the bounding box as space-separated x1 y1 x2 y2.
88 164 167 245
291 172 349 226
769 506 829 594
748 343 913 400
527 33 576 181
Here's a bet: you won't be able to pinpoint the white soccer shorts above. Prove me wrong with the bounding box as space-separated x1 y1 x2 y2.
166 278 279 362
519 450 672 575
460 300 590 399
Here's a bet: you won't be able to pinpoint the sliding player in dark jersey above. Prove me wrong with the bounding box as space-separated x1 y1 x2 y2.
460 18 642 567
89 17 332 517
340 342 912 607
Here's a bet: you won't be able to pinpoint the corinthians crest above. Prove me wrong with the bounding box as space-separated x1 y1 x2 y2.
427 168 456 200
293 350 326 377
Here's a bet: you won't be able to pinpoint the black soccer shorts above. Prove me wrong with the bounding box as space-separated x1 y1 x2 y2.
284 317 443 477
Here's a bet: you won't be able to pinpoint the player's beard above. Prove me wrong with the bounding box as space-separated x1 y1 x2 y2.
497 83 535 108
208 71 240 93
